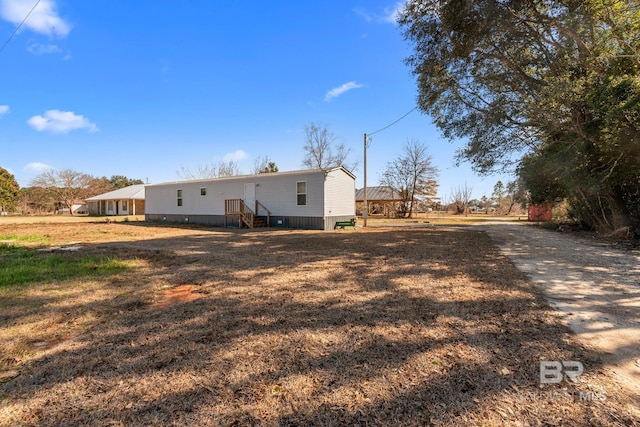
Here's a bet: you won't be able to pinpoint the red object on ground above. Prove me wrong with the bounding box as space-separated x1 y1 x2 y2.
528 203 552 221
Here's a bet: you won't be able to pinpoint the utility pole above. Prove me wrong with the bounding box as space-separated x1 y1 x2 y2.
363 107 415 228
363 133 368 227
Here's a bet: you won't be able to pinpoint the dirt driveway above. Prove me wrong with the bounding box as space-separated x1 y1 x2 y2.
477 219 640 399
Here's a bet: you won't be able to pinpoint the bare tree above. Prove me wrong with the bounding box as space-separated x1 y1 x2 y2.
331 142 357 172
302 122 357 172
252 156 279 174
87 177 116 198
492 181 505 212
19 186 56 215
504 179 526 215
381 139 438 218
216 160 240 177
451 183 473 216
30 169 93 215
177 160 241 180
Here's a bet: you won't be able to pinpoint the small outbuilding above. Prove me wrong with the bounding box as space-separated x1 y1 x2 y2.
85 184 146 216
144 167 356 230
355 186 403 217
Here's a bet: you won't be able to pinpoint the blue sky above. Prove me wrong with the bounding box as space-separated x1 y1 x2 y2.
0 0 512 200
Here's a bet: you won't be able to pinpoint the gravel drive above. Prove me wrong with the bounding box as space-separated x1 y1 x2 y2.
477 218 640 401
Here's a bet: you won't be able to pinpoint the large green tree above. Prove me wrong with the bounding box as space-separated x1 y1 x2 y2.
0 167 20 213
108 175 144 189
400 0 640 231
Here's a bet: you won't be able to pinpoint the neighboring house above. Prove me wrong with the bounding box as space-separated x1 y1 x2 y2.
355 186 403 217
145 167 355 230
85 184 146 216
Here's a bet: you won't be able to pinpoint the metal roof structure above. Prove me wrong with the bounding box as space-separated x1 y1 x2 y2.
146 166 356 187
85 184 146 201
355 186 402 202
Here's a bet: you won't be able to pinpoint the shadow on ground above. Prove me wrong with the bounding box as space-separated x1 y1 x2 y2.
1 225 638 426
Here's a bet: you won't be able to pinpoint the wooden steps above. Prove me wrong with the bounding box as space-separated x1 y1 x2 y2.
224 199 271 229
252 216 269 228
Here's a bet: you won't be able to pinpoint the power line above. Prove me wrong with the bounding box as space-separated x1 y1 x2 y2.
0 0 41 55
366 106 417 137
361 106 419 227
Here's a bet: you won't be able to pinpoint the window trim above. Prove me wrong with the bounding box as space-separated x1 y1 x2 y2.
200 187 207 196
177 189 183 207
296 181 307 206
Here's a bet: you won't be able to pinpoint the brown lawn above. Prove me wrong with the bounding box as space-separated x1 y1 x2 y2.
0 219 638 426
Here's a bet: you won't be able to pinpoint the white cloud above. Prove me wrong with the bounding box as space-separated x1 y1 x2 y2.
223 149 248 162
0 105 9 116
324 81 365 102
24 162 52 173
354 2 405 24
0 0 71 37
27 109 99 134
353 8 372 23
27 42 61 55
382 2 405 24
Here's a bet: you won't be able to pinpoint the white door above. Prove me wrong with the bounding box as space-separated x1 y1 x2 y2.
244 183 256 213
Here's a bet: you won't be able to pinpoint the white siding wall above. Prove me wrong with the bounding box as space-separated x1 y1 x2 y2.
252 171 325 216
145 171 329 217
323 168 356 217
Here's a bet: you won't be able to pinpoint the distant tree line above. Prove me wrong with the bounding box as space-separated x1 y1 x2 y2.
0 166 144 215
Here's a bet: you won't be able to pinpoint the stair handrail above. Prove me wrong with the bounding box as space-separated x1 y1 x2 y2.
256 200 271 227
240 200 255 228
256 200 271 215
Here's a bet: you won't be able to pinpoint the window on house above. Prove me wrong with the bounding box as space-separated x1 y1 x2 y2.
107 201 113 211
200 187 207 196
296 181 307 206
177 189 183 207
122 200 128 211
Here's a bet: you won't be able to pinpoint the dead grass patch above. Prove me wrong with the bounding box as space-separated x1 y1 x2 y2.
0 221 638 426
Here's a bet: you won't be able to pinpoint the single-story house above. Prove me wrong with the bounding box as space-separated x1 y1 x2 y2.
355 186 403 217
145 167 356 230
85 184 146 216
